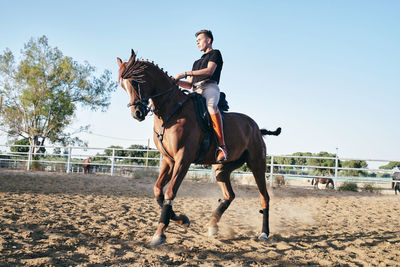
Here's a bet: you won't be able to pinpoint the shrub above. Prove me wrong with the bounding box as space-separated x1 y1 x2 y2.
339 182 358 192
362 184 380 194
30 161 43 171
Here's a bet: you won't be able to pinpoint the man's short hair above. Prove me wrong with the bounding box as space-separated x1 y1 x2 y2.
195 30 214 44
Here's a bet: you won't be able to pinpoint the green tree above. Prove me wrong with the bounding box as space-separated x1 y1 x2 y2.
94 145 124 162
10 138 30 153
10 138 46 155
266 156 279 173
307 151 339 176
53 147 62 155
97 144 160 166
0 35 117 154
274 156 295 172
104 145 126 161
379 161 400 170
237 163 250 172
340 160 368 177
274 152 315 173
292 152 313 167
126 144 160 166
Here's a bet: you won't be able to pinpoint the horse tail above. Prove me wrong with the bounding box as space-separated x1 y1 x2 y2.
311 178 315 185
260 127 281 136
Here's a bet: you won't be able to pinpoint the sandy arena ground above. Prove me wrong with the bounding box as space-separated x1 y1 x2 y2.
0 169 399 266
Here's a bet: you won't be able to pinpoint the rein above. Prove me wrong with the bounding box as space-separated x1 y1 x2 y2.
127 83 177 115
154 91 191 161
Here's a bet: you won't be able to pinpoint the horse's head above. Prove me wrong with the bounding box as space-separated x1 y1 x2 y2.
117 49 174 121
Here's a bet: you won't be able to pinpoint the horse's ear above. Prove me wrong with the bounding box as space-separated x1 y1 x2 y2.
128 49 136 63
117 57 123 67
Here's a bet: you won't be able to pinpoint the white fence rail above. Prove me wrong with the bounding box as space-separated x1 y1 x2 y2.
0 144 399 190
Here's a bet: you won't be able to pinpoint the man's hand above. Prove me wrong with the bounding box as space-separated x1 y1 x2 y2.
174 72 187 80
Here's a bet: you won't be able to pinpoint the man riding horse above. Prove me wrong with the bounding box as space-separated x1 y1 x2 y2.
174 30 227 163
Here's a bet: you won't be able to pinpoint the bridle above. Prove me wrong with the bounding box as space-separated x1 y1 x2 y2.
126 79 177 117
122 69 191 161
119 56 180 120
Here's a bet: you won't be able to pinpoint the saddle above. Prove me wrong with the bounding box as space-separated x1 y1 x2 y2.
189 92 229 164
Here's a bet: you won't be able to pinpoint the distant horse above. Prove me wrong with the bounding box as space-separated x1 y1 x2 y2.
274 175 285 187
392 172 400 195
82 157 93 174
312 178 334 189
117 50 281 245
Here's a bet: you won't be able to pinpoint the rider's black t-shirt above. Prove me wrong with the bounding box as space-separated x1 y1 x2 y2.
192 49 223 84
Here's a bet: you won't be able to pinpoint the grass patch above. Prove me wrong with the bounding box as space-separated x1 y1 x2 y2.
132 167 159 179
186 172 211 182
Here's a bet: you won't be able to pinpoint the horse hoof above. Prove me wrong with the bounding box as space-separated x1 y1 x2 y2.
149 234 166 246
182 215 190 229
175 215 191 229
258 232 269 241
208 226 218 237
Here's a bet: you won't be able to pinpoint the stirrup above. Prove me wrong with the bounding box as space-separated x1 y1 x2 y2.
216 146 228 163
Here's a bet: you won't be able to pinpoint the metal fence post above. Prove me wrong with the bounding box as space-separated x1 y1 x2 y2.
210 170 216 183
146 138 149 167
111 148 115 176
66 147 72 173
269 155 274 188
27 145 33 171
334 155 339 190
159 153 162 171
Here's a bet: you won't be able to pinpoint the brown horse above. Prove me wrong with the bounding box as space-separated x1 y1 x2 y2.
82 157 93 174
312 177 334 189
274 175 285 187
117 50 281 245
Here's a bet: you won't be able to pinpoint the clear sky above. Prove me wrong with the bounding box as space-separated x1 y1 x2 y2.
1 0 399 161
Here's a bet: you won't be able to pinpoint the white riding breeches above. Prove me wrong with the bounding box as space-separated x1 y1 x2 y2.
193 81 220 114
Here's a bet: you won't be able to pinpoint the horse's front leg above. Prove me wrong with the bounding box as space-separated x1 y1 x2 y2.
154 159 190 228
150 157 192 246
154 158 173 209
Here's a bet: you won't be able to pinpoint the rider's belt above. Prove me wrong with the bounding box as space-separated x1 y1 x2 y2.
193 79 216 89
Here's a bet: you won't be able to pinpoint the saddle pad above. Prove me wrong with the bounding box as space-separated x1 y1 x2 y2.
189 92 229 164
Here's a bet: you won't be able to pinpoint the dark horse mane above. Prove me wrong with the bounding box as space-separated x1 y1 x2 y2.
119 51 173 85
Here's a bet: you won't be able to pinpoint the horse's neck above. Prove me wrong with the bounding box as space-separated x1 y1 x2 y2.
152 86 188 123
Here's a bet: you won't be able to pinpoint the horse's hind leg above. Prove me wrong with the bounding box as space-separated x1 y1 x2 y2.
208 162 241 237
247 156 270 241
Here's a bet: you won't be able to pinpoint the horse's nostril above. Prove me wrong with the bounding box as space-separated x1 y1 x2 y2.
135 110 142 118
